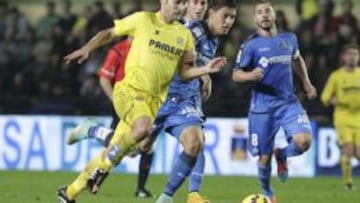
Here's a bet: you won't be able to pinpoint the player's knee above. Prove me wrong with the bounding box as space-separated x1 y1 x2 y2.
182 135 203 156
294 133 312 151
132 126 152 141
184 141 203 156
181 128 203 156
181 135 203 156
132 117 152 141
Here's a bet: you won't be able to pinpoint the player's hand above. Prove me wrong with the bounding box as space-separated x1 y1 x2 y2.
64 47 90 64
247 67 263 81
303 82 317 99
205 57 227 73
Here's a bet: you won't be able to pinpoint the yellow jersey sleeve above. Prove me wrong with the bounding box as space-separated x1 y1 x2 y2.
321 72 336 106
113 12 145 37
184 31 195 52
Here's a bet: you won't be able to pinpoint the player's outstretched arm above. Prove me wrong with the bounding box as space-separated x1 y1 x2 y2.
64 28 117 64
292 55 317 99
232 67 263 83
179 50 227 80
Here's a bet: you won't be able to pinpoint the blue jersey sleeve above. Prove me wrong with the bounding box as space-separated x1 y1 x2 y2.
186 20 217 66
235 41 254 70
186 20 206 43
291 33 300 60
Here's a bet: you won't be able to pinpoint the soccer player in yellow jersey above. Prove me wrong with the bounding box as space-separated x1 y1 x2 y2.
57 0 227 202
321 43 360 191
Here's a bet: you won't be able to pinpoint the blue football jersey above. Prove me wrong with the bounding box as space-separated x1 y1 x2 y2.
235 32 300 113
167 20 218 100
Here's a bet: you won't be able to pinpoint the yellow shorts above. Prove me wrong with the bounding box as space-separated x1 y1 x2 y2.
336 126 360 147
111 82 162 145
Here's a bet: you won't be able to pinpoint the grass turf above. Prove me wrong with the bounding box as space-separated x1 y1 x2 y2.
0 170 359 203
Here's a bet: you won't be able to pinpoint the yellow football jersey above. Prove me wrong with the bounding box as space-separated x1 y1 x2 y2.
321 67 360 128
113 11 194 98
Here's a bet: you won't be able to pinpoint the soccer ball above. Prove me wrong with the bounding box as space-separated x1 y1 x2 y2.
242 194 271 203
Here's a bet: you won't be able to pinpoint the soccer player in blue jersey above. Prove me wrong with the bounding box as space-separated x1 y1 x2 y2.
155 1 236 203
232 0 316 202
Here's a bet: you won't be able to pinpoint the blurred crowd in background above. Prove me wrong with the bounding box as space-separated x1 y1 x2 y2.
0 0 358 124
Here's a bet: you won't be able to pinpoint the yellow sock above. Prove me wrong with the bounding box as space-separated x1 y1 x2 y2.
66 153 113 200
341 155 352 184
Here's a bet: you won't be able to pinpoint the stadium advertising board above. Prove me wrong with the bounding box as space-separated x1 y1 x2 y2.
0 116 314 177
316 127 360 176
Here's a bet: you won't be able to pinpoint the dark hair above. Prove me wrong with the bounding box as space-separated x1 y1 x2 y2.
209 0 237 10
342 43 359 53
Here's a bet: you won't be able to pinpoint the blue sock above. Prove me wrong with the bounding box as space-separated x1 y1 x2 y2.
164 152 197 196
258 162 273 198
88 126 113 146
279 141 303 159
189 149 205 193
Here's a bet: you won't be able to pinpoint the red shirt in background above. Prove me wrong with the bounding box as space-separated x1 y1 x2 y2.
98 38 131 85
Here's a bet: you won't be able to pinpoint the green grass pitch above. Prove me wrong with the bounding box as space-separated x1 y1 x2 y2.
0 170 359 203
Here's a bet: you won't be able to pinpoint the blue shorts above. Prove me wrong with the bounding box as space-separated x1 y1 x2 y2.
152 95 204 140
248 101 312 156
